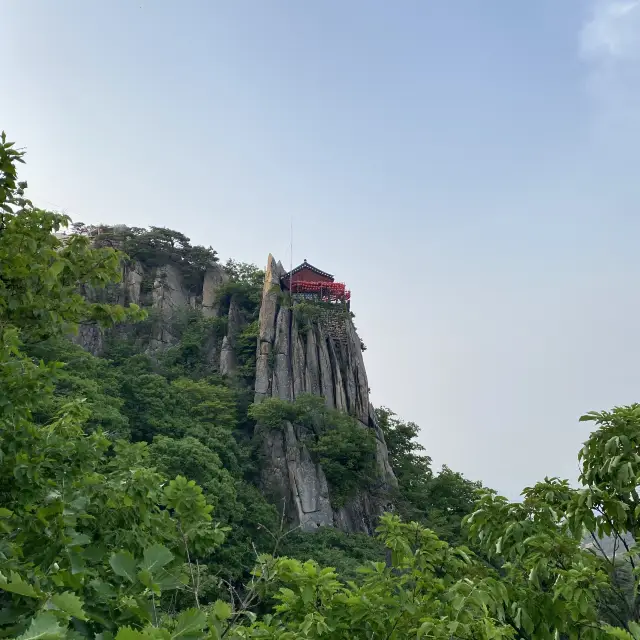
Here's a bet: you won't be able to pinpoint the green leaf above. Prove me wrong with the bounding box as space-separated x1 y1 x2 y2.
0 571 39 597
66 531 91 547
50 591 87 621
455 548 471 563
83 544 108 562
521 608 534 634
68 548 86 575
110 551 138 582
137 569 162 596
212 600 232 621
89 578 117 599
155 570 186 591
48 260 66 278
417 621 435 638
602 626 636 640
172 608 207 639
301 584 314 605
17 612 66 640
115 628 147 640
514 607 522 629
140 544 174 573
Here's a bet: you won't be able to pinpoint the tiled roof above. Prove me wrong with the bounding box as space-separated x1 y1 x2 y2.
284 259 334 280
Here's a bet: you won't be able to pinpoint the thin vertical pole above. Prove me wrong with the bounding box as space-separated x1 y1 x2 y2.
289 218 293 305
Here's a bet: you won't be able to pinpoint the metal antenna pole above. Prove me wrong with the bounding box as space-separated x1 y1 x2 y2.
290 217 293 305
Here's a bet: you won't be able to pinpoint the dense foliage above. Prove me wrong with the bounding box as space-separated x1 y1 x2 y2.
250 395 379 507
377 407 482 544
5 132 640 638
71 223 218 293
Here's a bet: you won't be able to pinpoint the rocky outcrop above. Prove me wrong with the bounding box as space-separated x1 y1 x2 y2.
123 261 144 306
151 264 189 315
148 264 190 351
220 295 244 375
202 263 228 318
72 257 236 361
255 255 283 399
72 324 103 356
253 254 396 534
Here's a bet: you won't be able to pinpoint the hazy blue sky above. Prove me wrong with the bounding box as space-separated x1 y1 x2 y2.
3 0 640 499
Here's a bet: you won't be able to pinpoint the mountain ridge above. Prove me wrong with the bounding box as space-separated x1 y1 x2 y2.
69 225 397 533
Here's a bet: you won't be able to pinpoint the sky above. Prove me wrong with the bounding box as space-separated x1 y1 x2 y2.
3 0 640 500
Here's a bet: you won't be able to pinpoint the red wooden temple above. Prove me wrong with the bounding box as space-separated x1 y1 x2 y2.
281 259 351 304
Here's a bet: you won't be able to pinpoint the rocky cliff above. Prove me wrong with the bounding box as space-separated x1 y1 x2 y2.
253 255 396 534
74 257 233 370
72 228 397 535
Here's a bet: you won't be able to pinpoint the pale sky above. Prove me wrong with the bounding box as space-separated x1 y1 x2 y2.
3 0 640 499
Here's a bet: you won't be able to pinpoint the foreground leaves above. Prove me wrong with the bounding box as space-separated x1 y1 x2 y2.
17 613 66 640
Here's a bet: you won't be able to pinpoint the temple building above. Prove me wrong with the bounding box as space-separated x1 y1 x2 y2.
281 259 351 306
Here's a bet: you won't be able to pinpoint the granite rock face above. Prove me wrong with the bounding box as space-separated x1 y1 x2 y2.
123 261 145 306
253 254 396 533
148 264 190 351
71 324 103 357
219 294 245 376
202 263 228 318
71 258 235 369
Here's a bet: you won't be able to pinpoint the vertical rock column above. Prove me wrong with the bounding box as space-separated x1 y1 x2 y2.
253 253 397 533
123 260 144 305
254 255 281 400
148 264 189 352
202 263 228 318
220 295 243 376
254 256 334 530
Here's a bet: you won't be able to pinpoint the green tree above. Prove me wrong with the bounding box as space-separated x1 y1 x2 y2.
28 337 130 439
73 223 218 293
377 407 481 543
250 395 378 507
307 416 378 508
280 527 384 583
160 311 227 380
227 515 515 639
150 435 237 515
465 405 640 638
0 134 225 637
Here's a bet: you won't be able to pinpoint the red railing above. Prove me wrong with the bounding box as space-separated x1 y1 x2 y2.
290 280 351 302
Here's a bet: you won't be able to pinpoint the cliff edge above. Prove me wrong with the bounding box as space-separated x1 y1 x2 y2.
253 255 396 533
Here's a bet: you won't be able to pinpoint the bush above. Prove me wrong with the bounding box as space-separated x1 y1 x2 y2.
308 415 378 507
250 395 378 506
161 310 227 379
249 397 298 429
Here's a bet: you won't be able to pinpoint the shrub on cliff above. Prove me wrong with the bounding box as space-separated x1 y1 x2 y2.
249 395 378 507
